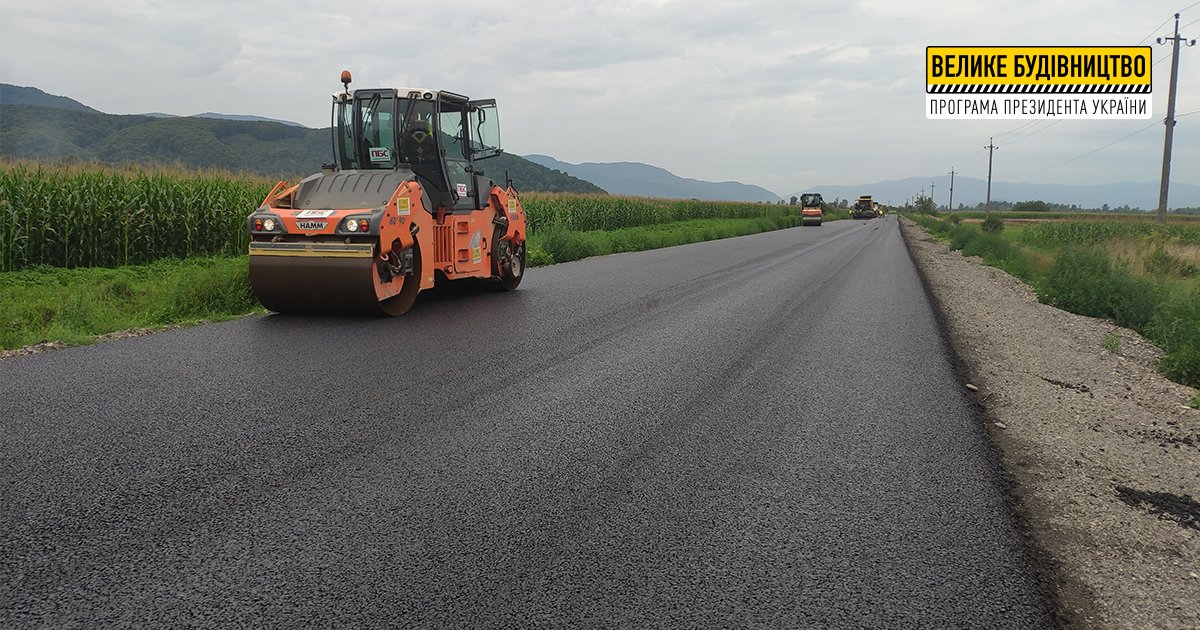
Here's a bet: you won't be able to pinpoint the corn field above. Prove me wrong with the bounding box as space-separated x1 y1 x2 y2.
2 160 795 272
520 192 780 234
1021 220 1200 247
1 160 274 271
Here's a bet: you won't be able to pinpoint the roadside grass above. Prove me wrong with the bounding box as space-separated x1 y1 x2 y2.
525 212 831 266
1101 331 1123 354
904 212 1200 389
1 256 262 351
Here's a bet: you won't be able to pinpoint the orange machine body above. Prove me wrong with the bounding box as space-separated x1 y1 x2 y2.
246 82 527 315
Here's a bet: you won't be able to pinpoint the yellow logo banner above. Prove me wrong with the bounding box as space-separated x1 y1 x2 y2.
926 47 1151 92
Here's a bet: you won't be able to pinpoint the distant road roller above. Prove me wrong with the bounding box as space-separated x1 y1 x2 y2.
799 193 823 226
247 71 526 315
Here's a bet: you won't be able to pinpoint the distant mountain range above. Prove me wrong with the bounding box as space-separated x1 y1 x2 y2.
524 155 781 203
140 111 307 127
0 84 602 193
0 84 99 113
1 84 307 127
789 176 1200 211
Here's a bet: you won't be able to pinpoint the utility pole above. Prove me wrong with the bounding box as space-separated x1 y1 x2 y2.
930 181 936 210
947 168 955 215
1156 13 1196 224
985 138 999 219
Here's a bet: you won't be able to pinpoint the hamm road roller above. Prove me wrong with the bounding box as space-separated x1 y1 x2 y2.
799 193 823 226
247 71 526 315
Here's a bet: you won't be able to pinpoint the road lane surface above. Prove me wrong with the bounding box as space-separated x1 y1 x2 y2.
1 216 1052 627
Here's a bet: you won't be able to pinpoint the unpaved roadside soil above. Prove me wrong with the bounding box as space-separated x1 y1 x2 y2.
900 217 1200 630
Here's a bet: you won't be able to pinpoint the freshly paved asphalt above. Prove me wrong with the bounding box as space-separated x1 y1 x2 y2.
1 216 1053 628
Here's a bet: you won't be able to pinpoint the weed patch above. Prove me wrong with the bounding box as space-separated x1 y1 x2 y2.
0 256 262 350
1038 248 1160 331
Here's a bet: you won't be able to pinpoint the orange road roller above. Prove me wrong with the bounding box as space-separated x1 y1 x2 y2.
247 71 527 315
799 193 823 226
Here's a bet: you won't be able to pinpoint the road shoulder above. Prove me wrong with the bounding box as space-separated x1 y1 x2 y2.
898 216 1200 630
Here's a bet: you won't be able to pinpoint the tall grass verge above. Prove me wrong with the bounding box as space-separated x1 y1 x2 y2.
1149 290 1200 385
1 256 261 350
909 214 1200 388
526 215 808 266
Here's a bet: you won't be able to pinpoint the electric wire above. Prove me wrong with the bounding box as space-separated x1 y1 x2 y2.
1004 120 1063 147
997 120 1162 179
993 119 1042 139
1140 15 1177 44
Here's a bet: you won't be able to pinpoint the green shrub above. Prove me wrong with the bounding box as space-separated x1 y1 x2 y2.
1038 248 1117 318
980 216 1004 234
961 232 1036 281
1148 290 1200 387
911 215 949 234
961 232 1007 259
948 224 979 251
948 214 963 225
1038 248 1160 331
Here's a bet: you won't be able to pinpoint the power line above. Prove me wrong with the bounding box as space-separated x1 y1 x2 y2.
987 114 1195 181
1137 3 1198 44
1004 120 1063 146
993 119 1042 139
1140 15 1177 44
998 120 1161 179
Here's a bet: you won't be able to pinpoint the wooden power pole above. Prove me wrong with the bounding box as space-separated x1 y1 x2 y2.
985 138 998 219
947 168 955 215
1156 13 1195 224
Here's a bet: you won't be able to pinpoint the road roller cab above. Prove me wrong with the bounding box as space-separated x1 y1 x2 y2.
248 73 527 315
799 193 823 226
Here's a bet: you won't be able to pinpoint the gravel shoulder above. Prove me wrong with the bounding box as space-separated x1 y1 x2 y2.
900 217 1200 630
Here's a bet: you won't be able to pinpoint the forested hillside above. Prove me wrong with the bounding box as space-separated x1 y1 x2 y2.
0 84 99 112
0 103 604 192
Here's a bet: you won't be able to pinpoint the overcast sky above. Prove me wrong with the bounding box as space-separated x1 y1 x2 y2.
2 0 1198 200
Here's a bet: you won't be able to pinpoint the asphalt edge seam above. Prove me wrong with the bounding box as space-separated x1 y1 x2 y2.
896 216 1072 629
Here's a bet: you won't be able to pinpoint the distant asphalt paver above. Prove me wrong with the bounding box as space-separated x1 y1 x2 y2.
1 216 1053 628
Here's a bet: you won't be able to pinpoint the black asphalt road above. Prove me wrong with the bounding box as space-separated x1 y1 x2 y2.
1 217 1052 628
